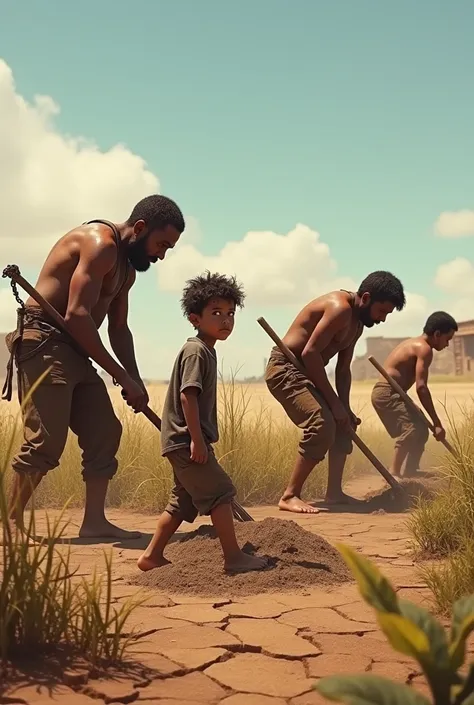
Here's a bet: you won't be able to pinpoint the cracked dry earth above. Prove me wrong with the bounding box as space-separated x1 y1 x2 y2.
3 474 440 704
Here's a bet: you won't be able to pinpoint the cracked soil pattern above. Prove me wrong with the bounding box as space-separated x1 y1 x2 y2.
1 473 445 703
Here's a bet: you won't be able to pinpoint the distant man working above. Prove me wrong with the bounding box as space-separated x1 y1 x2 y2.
371 311 458 478
4 195 185 539
265 271 406 514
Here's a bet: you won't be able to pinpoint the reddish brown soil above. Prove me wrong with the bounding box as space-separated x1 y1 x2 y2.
129 517 351 597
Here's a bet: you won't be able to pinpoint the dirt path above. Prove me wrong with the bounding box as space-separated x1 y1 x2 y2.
4 474 436 703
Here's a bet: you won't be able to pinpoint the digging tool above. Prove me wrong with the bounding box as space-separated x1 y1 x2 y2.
368 354 458 459
257 316 401 491
2 264 254 522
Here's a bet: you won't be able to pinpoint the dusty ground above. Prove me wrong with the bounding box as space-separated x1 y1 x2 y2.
2 473 441 704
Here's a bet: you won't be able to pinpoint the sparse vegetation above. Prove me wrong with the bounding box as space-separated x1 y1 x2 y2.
0 372 143 671
408 405 474 613
316 544 474 705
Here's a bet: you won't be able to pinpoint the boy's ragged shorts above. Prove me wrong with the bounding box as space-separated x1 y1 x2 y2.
371 381 429 452
164 447 237 523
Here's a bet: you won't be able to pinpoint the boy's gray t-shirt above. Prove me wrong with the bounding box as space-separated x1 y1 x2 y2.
160 337 218 456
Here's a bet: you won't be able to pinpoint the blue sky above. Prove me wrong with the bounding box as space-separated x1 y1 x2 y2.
1 0 473 380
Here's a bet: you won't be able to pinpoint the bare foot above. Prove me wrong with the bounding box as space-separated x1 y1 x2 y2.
278 495 322 514
79 520 142 540
137 554 171 572
323 492 363 506
225 552 270 574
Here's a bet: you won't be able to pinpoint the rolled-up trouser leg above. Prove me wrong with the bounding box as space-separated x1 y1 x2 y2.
265 347 353 462
69 362 123 482
11 332 75 476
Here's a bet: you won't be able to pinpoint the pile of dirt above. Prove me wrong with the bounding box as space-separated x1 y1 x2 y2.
130 517 351 597
364 476 441 513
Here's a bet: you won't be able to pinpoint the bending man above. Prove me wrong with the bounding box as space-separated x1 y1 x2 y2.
265 271 405 514
4 195 185 539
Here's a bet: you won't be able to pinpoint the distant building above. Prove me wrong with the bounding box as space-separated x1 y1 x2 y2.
452 319 474 376
351 324 474 381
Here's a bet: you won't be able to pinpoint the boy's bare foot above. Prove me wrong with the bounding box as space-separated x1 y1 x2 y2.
278 495 322 514
79 520 141 540
323 492 363 506
225 552 270 574
137 554 171 572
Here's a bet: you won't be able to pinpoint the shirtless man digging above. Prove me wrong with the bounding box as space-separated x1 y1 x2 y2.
264 271 406 514
4 195 185 539
371 311 457 478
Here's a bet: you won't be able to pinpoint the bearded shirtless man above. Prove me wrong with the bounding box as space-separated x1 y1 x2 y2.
4 195 185 539
371 311 457 478
264 271 405 514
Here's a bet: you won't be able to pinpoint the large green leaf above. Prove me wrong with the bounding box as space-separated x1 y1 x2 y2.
398 599 450 670
336 544 399 614
377 612 432 665
315 674 431 705
450 595 474 671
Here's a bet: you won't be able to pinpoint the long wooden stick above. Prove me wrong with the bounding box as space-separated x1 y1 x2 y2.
368 354 457 458
257 316 401 491
2 265 254 522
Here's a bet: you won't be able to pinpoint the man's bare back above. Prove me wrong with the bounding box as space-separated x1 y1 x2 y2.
382 337 433 392
282 290 362 365
27 222 132 329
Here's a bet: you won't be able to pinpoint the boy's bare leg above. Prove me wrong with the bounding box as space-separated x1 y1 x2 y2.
137 511 182 571
211 502 269 573
8 471 44 530
324 446 360 504
403 444 425 478
279 455 322 514
79 476 141 539
390 444 409 477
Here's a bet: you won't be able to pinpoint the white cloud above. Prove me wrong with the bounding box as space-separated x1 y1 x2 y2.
435 258 474 297
158 223 356 306
435 210 474 238
0 58 159 265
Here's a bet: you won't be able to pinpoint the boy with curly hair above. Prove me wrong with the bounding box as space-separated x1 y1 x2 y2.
138 272 269 574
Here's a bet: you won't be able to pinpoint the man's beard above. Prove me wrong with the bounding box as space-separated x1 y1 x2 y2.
127 236 153 272
359 306 376 328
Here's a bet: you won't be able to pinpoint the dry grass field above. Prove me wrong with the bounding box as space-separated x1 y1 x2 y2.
1 376 472 514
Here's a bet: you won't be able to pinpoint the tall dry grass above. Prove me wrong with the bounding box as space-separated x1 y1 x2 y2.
0 371 143 669
408 403 474 614
0 369 443 513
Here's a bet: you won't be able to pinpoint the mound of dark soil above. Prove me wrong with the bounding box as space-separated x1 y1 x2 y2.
130 517 351 597
365 477 441 513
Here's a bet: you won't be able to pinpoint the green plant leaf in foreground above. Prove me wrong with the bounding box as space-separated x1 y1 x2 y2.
398 599 450 669
377 612 432 665
449 595 474 671
335 544 399 613
315 674 431 705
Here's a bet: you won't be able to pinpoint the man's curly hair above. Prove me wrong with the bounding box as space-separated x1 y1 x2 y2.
181 271 246 317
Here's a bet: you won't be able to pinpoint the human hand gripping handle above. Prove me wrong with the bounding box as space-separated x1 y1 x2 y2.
119 374 148 413
257 316 401 491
